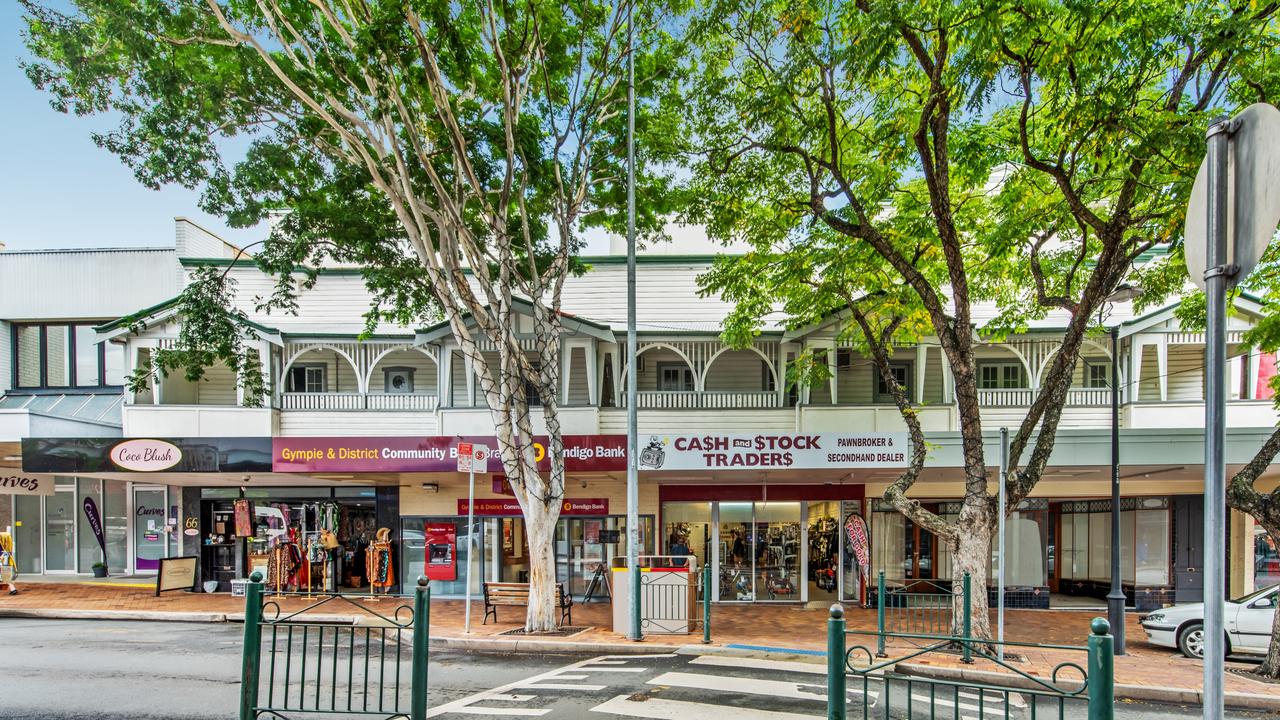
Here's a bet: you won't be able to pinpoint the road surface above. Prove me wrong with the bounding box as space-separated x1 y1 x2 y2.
2 618 1269 719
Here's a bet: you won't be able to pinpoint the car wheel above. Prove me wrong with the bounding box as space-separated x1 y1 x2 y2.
1178 623 1206 659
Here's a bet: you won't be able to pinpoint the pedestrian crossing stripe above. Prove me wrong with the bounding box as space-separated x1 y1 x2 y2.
591 694 822 720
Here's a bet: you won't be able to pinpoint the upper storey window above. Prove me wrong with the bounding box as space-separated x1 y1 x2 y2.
12 322 124 390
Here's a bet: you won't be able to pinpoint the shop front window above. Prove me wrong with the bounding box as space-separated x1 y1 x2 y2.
1057 498 1171 590
76 478 103 573
1255 525 1280 590
991 500 1049 588
13 495 43 574
719 502 754 600
662 502 711 569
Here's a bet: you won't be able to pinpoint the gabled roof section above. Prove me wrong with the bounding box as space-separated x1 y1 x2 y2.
416 296 616 345
1117 293 1265 339
94 295 284 346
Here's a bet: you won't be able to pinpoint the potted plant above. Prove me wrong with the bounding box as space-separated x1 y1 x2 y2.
91 561 108 578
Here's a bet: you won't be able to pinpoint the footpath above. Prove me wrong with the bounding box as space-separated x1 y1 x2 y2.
2 579 1277 711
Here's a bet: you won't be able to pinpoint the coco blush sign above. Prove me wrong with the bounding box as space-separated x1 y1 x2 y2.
110 439 183 472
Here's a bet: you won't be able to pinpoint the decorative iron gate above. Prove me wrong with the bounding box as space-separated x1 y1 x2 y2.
827 581 1116 720
239 574 431 720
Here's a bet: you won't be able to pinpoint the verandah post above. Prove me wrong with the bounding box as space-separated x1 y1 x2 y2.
239 571 264 720
961 572 972 664
827 604 847 720
1087 617 1115 720
702 563 712 644
411 577 431 720
875 570 886 657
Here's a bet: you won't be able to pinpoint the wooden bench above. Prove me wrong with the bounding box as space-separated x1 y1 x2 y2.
482 581 573 626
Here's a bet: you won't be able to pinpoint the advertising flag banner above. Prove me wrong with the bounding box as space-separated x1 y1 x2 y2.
83 497 107 555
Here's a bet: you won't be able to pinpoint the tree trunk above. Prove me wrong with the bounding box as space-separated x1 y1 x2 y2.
523 504 561 632
1260 523 1280 678
952 501 993 641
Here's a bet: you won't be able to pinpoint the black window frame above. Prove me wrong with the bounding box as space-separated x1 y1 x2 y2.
287 363 329 393
1083 359 1110 389
11 321 122 391
978 362 1028 390
874 362 913 403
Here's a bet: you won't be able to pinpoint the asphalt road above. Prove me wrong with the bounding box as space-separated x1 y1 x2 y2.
1 618 1272 719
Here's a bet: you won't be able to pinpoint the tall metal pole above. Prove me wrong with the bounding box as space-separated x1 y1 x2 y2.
464 463 475 634
997 427 1007 662
1107 325 1126 655
625 0 641 642
1202 115 1232 720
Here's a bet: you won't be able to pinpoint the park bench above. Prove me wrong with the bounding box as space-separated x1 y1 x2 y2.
482 581 573 626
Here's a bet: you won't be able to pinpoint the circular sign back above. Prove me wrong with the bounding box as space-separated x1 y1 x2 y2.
1184 103 1280 291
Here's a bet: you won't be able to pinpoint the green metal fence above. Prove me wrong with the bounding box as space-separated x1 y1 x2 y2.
239 573 431 720
828 605 1115 720
874 571 963 656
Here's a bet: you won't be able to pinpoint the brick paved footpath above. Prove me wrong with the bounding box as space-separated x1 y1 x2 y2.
2 581 1277 701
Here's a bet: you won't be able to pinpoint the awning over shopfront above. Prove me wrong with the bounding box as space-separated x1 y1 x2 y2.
21 432 912 475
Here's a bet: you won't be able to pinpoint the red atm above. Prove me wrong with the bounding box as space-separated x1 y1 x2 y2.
423 523 457 581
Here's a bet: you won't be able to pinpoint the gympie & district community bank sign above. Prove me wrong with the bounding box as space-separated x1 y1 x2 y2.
22 433 908 474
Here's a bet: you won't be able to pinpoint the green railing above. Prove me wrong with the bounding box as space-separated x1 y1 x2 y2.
239 573 431 720
829 605 1115 720
874 571 965 656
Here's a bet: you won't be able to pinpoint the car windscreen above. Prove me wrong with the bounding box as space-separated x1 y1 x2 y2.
1230 584 1278 604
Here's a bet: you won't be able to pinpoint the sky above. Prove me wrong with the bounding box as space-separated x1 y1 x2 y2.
0 3 266 252
0 4 643 256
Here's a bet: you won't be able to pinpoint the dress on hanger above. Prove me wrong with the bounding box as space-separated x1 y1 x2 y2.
366 527 395 589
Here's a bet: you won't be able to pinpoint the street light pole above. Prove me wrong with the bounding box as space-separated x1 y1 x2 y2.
624 0 641 643
1107 324 1126 655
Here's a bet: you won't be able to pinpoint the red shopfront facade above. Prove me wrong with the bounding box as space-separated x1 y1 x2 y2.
658 483 867 605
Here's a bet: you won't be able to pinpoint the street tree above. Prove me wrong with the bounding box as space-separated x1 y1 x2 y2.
688 0 1277 638
21 0 683 631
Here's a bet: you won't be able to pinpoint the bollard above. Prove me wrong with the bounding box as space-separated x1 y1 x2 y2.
1087 617 1115 720
827 604 847 720
702 563 712 644
239 572 264 720
961 572 972 664
410 577 431 720
875 571 886 657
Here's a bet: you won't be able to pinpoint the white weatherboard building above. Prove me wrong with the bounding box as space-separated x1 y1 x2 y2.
2 221 1278 611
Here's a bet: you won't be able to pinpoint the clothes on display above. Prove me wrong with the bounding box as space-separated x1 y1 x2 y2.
366 528 395 590
233 499 254 537
809 516 839 591
267 541 302 591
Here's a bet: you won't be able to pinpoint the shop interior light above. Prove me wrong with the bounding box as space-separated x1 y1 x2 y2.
421 482 439 493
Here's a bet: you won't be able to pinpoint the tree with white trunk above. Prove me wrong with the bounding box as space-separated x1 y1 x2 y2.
22 0 683 631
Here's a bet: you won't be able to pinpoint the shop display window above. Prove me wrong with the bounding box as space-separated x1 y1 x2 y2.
1057 498 1171 589
1255 525 1280 590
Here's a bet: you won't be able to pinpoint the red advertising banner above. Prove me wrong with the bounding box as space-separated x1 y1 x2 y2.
272 435 626 473
457 498 609 516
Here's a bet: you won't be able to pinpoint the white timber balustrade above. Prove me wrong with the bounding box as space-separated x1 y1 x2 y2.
281 392 439 411
620 391 783 409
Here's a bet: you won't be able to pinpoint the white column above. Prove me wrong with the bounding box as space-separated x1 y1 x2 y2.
1156 336 1168 402
915 343 928 403
560 339 572 405
942 361 955 404
1248 348 1263 400
829 337 839 405
778 344 792 407
464 353 476 407
587 342 600 406
1129 337 1143 404
438 345 452 407
609 346 621 407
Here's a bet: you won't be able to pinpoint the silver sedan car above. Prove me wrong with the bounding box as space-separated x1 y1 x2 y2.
1140 585 1277 658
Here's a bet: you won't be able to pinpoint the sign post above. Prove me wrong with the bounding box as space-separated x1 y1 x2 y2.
997 427 1007 661
1184 102 1280 720
457 442 488 634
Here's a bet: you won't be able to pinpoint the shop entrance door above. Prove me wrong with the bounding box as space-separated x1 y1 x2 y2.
131 486 168 574
1174 495 1204 603
904 517 937 581
557 517 620 599
43 490 76 573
